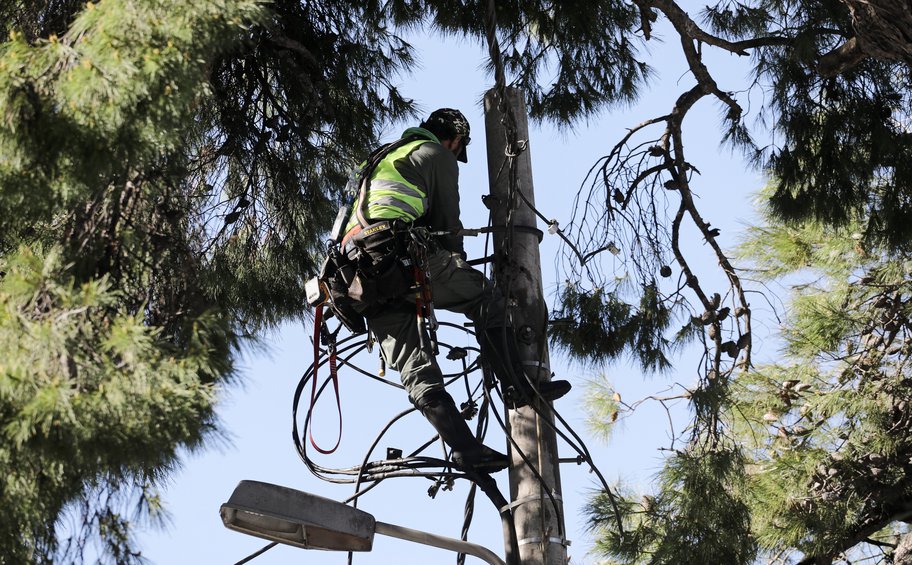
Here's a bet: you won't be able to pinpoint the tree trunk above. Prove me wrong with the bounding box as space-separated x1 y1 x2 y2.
894 531 912 565
819 0 912 75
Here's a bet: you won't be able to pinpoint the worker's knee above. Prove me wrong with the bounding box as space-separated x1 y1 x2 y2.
408 381 447 409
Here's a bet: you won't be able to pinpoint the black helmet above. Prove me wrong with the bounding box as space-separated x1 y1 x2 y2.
421 108 471 163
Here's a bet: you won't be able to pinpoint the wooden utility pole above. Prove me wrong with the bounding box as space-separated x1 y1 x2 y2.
483 86 568 565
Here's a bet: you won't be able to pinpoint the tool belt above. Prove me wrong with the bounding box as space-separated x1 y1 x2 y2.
308 134 427 334
310 220 416 334
344 219 414 305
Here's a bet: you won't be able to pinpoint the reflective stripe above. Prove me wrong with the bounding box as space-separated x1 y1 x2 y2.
371 179 426 200
346 138 433 231
365 202 419 221
368 179 426 220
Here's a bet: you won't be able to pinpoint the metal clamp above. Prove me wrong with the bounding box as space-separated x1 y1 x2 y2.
558 455 587 465
517 536 571 547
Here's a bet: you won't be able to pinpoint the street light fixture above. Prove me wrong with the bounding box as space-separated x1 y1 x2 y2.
220 480 374 551
221 480 506 565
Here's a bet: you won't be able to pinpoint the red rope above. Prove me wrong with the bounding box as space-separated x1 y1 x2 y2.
309 304 342 454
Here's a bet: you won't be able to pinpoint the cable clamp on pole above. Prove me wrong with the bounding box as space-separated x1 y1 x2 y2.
517 536 571 547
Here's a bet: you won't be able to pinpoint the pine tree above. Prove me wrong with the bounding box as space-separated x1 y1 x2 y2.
0 0 416 561
583 191 912 563
4 0 912 562
0 2 265 561
729 197 912 563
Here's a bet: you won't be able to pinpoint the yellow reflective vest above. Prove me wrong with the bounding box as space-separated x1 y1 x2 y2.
347 132 440 229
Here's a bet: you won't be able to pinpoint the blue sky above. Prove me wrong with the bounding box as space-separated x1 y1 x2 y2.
135 19 765 565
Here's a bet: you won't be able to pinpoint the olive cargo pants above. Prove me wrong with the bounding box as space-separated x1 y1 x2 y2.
366 248 506 406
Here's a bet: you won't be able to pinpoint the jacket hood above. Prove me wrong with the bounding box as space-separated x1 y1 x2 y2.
402 127 440 144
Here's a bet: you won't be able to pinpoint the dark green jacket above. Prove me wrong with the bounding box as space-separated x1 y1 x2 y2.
348 127 465 257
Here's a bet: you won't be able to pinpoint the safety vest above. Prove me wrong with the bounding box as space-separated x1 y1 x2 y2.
345 138 433 233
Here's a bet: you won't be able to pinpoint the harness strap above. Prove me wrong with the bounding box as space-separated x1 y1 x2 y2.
309 304 343 454
414 265 428 352
411 242 439 355
340 224 362 249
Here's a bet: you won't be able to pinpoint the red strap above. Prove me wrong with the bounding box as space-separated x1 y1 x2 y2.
340 224 362 249
309 304 343 454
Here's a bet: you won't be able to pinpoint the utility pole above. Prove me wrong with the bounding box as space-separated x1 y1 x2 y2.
483 86 568 565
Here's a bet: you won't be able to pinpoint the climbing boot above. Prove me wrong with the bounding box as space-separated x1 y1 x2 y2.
483 328 572 408
417 390 509 473
503 378 573 409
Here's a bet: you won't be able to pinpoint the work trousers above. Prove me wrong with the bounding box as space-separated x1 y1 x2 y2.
366 248 506 406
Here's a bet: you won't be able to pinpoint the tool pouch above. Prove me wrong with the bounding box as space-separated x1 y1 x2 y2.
317 249 367 335
347 220 414 305
312 221 415 334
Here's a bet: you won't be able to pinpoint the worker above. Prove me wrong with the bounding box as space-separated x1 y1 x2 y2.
343 108 571 473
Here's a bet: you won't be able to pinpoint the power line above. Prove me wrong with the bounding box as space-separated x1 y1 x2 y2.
291 313 621 563
232 542 276 565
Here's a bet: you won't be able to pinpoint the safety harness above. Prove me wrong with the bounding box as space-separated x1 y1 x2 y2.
342 133 425 247
408 227 439 355
306 135 440 453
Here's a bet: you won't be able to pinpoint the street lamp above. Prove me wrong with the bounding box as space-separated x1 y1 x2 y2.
221 480 506 565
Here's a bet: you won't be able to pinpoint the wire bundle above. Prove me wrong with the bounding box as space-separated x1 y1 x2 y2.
291 318 622 564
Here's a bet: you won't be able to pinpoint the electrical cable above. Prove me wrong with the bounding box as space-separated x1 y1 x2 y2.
289 304 627 565
476 17 628 540
294 312 523 565
293 327 491 482
292 323 482 472
458 481 478 565
497 182 626 538
229 6 626 565
232 542 276 565
479 94 573 540
289 135 629 560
